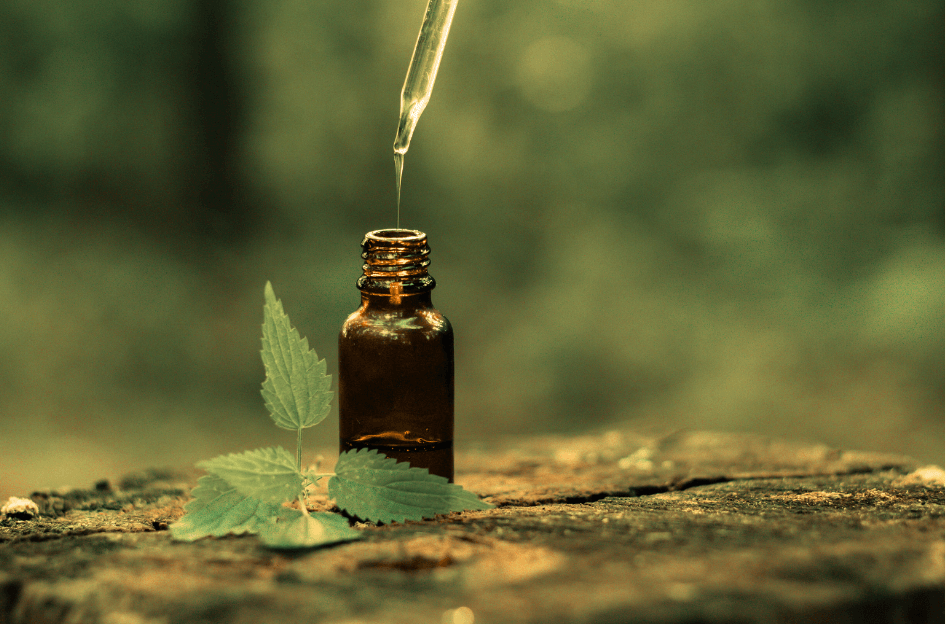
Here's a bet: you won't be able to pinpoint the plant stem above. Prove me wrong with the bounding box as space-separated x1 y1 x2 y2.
296 428 306 509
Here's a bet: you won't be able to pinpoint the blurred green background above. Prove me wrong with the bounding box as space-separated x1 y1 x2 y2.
1 0 942 498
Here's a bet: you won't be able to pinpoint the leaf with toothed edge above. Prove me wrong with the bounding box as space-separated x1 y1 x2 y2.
197 447 303 504
261 281 333 431
170 474 282 541
328 449 494 523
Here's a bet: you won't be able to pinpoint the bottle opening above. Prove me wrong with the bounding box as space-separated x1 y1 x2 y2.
366 229 425 242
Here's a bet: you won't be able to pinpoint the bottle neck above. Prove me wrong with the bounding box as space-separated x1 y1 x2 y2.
361 291 433 311
356 229 436 304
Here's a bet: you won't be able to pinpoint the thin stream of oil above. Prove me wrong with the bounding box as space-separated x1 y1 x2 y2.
394 151 404 229
393 0 459 229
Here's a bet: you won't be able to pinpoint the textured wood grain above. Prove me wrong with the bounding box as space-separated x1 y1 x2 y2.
1 430 943 624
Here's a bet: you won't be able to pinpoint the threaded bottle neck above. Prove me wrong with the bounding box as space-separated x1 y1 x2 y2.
357 229 436 296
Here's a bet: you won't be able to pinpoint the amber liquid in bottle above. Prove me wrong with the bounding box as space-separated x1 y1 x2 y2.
339 229 454 481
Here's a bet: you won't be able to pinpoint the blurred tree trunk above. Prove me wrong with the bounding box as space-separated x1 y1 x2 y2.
185 0 256 247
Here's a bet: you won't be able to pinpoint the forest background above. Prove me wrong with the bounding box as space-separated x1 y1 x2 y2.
0 0 942 498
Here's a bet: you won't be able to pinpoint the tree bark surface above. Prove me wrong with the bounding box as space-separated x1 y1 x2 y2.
1 430 943 624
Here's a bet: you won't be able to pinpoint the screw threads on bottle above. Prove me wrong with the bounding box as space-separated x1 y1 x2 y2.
357 229 436 295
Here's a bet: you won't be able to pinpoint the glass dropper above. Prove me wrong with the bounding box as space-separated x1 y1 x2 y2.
393 0 460 228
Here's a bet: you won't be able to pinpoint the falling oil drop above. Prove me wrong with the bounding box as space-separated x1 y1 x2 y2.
394 150 405 229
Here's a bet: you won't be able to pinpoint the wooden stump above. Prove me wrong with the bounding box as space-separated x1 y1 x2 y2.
1 430 943 624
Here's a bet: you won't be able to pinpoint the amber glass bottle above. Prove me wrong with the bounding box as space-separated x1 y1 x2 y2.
338 229 454 481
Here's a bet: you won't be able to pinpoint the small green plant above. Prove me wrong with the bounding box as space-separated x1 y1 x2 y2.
171 282 492 548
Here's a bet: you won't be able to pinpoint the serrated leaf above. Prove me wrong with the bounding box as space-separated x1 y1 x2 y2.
258 509 363 549
197 447 303 504
328 449 494 523
261 282 333 431
170 475 282 541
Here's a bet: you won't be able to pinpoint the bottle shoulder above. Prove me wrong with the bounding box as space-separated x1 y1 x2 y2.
340 304 452 339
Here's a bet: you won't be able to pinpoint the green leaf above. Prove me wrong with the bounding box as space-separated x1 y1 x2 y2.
258 509 363 549
198 447 303 504
328 449 494 523
170 475 282 541
261 281 333 431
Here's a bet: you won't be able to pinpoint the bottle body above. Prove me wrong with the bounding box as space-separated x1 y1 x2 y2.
338 230 454 481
